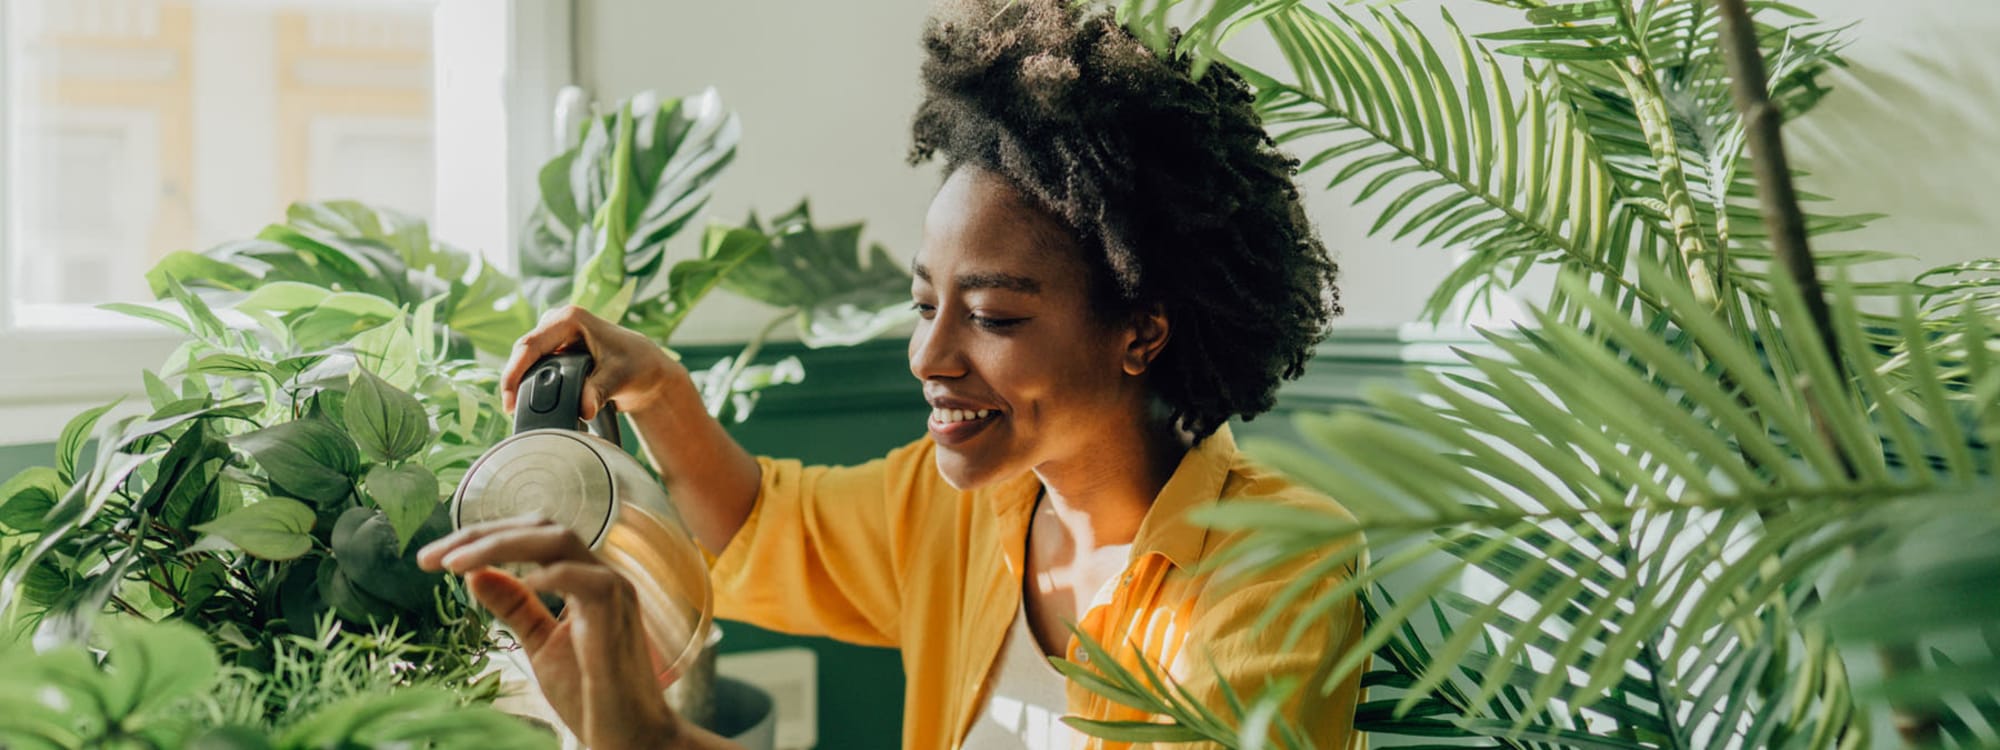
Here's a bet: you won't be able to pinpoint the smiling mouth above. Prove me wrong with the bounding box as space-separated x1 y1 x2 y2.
928 407 1001 446
929 407 995 424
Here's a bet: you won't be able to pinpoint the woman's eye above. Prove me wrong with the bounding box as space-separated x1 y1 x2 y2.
971 315 1025 331
910 302 937 320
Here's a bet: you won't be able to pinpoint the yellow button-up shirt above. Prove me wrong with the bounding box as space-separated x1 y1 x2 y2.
709 426 1365 748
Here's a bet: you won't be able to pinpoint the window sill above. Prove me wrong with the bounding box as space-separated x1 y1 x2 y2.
0 326 183 445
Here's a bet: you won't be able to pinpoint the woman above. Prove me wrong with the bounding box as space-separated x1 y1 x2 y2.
418 1 1364 747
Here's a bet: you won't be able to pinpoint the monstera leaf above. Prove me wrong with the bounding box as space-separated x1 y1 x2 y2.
517 88 741 312
145 201 534 357
722 202 916 348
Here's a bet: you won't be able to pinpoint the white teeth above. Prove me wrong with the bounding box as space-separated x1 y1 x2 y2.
931 407 996 424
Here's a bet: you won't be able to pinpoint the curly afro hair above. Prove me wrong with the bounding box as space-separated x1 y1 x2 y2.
909 0 1341 441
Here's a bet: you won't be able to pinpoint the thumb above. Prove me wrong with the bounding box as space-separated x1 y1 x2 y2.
467 568 560 653
578 380 608 421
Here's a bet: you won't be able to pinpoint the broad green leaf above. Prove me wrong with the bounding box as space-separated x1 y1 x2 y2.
192 497 316 560
330 506 449 612
229 420 359 506
345 367 431 463
518 88 740 312
97 618 221 717
718 203 914 348
145 250 259 297
235 281 334 313
0 467 64 534
351 320 420 390
364 463 441 553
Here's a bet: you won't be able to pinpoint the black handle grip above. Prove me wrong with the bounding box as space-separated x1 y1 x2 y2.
513 351 624 448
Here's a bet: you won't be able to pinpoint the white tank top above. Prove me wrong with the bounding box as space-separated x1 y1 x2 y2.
962 600 1077 749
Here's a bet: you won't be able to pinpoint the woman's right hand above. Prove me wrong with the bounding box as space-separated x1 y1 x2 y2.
502 306 685 420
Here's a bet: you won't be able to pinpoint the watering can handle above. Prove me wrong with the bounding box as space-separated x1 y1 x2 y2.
513 351 624 448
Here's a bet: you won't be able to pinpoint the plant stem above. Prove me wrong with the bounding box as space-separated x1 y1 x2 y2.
1711 0 1936 746
1612 7 1722 313
704 310 796 417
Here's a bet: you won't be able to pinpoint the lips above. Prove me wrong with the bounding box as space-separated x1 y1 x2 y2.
926 396 1002 447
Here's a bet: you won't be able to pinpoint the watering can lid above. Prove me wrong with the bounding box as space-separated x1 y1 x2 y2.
453 430 618 547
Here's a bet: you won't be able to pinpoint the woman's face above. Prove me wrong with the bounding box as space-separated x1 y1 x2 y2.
910 167 1161 490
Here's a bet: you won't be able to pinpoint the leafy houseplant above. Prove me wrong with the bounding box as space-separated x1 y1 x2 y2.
0 617 552 749
1053 1 1999 748
0 87 914 730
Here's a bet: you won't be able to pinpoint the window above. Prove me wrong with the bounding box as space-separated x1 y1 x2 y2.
0 0 570 443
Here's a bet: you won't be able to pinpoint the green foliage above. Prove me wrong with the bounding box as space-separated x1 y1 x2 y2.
1058 1 2000 748
517 88 741 317
3 83 919 733
0 617 551 750
721 202 917 348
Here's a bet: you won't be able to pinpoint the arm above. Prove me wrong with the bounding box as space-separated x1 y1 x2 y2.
500 306 762 555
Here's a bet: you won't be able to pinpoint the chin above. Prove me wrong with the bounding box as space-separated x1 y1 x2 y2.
932 446 1011 491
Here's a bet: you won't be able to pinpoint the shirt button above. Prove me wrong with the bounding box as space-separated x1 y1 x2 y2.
1077 650 1090 664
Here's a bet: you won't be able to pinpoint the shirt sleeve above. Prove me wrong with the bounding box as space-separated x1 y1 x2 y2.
706 438 939 649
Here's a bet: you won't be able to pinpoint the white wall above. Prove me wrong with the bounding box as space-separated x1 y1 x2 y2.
577 0 2000 343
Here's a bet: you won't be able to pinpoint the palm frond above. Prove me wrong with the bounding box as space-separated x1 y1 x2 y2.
1248 5 1670 321
1195 261 1998 746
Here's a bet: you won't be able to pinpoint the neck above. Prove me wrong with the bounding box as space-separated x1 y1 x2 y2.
1031 416 1191 551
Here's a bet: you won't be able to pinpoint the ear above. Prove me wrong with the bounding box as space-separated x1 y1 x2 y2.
1121 304 1171 377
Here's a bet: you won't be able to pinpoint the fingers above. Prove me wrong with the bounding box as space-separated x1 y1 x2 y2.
466 568 561 652
500 306 603 414
417 515 592 573
542 563 678 747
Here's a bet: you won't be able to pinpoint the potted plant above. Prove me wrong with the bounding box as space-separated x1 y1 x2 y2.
0 88 913 736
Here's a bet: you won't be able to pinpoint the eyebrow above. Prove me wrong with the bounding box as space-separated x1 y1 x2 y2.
911 262 1043 294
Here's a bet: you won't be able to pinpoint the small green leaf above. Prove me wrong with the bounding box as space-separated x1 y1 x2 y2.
192 497 316 560
346 367 432 463
229 420 359 506
56 401 118 486
98 302 192 334
0 467 65 534
365 463 440 553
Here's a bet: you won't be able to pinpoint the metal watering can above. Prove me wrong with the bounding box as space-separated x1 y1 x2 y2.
451 352 719 728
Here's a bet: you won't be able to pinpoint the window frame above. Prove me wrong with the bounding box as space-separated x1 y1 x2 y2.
0 0 573 445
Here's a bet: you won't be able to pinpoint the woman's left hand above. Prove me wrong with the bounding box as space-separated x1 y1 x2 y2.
418 515 688 750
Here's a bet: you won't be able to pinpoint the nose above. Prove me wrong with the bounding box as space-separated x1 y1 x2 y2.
909 316 967 382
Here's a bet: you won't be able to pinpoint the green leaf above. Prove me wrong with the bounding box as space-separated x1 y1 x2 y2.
1060 717 1207 743
235 281 334 314
345 367 432 463
229 420 359 506
98 302 192 334
145 250 259 297
330 506 449 612
518 88 741 312
192 497 316 560
56 401 118 485
97 618 221 718
364 463 441 554
718 203 914 348
0 467 64 534
351 320 420 391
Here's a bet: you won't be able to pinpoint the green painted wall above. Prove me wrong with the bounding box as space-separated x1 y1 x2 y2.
0 328 1462 748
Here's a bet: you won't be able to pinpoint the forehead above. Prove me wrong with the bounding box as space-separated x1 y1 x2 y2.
916 167 1088 285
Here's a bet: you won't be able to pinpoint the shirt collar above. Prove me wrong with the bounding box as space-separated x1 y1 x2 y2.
1131 424 1235 570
